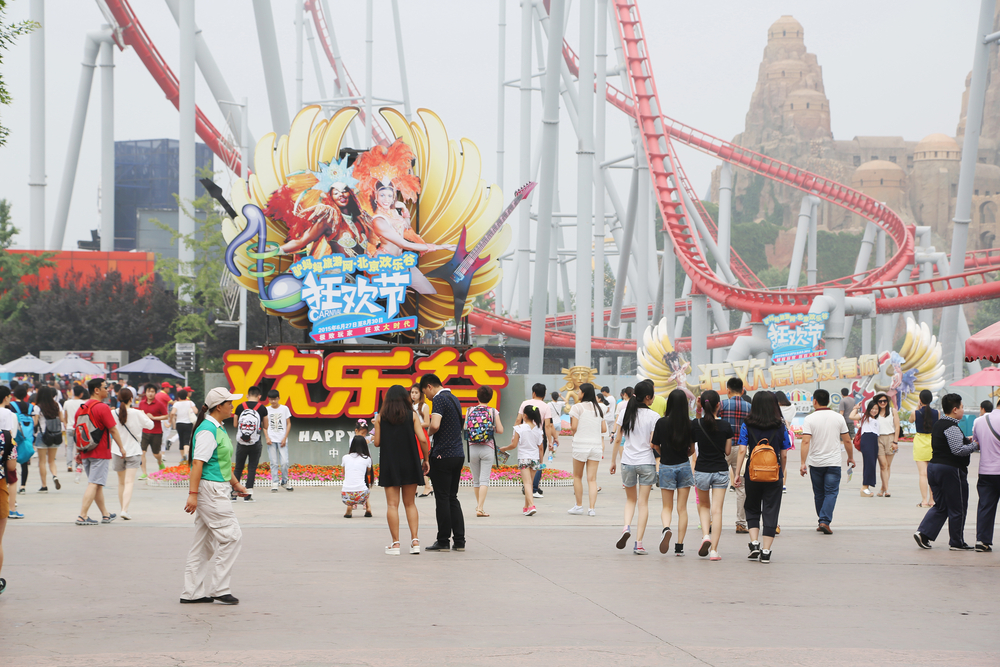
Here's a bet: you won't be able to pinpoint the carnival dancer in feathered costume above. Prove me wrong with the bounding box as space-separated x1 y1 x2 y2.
351 139 455 295
266 156 376 258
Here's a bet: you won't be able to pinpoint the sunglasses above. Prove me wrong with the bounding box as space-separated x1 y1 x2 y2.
877 399 888 403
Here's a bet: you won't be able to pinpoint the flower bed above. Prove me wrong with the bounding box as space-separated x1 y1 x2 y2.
146 462 573 488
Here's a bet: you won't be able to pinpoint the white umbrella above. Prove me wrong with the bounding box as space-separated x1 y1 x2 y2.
45 353 104 376
3 353 53 375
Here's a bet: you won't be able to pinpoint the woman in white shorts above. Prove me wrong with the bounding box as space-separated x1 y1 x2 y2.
567 383 607 516
112 388 154 520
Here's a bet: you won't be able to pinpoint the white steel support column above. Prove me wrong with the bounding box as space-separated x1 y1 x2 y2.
691 294 709 376
874 228 887 354
574 0 595 368
862 317 872 356
99 38 114 252
593 0 608 346
662 231 675 335
239 96 250 350
390 0 412 121
634 149 650 343
29 0 45 249
251 0 291 136
717 162 732 272
807 200 818 286
608 164 638 339
527 0 564 374
496 0 505 190
364 0 373 147
495 0 506 315
164 0 254 171
942 0 996 383
787 196 818 289
916 227 934 328
178 0 196 282
842 221 878 344
295 0 303 112
305 19 327 101
50 30 109 250
517 0 533 321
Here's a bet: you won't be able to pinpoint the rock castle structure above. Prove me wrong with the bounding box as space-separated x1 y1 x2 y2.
712 13 1000 251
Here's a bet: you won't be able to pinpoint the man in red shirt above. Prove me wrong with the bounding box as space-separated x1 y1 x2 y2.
138 384 169 480
76 378 126 526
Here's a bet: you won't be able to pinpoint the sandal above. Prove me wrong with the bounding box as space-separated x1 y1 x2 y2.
476 509 490 517
883 492 891 497
410 538 420 555
876 492 885 497
385 541 401 555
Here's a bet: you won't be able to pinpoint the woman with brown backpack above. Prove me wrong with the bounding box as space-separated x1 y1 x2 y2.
734 392 791 564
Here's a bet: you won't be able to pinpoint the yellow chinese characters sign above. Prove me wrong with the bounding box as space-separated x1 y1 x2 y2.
696 355 881 392
223 346 508 418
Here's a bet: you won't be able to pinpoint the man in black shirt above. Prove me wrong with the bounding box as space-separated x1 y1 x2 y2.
914 393 979 550
421 374 466 552
231 386 268 502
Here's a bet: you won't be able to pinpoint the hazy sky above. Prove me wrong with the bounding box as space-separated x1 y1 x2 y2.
0 0 985 251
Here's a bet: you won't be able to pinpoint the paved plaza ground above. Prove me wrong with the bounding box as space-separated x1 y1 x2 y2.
2 441 997 666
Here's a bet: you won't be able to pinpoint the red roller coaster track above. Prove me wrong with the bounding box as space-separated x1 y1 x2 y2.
104 0 1000 351
103 0 244 176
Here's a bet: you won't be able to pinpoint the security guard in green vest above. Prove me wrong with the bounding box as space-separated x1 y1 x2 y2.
180 387 248 605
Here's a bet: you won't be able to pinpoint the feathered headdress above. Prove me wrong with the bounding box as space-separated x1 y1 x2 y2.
352 138 421 215
310 156 359 192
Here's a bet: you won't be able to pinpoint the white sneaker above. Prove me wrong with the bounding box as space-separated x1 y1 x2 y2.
532 490 544 498
588 508 596 517
567 505 585 515
121 512 132 521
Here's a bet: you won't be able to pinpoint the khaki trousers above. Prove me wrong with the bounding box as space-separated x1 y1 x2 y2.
181 480 243 599
726 448 747 527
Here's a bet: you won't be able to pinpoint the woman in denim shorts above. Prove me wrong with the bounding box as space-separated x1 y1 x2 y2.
650 389 695 556
608 381 658 554
690 390 733 560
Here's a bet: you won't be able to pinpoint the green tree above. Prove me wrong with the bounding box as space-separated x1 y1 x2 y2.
0 3 36 145
816 230 865 282
972 275 1000 333
0 270 178 361
151 176 231 373
0 198 54 322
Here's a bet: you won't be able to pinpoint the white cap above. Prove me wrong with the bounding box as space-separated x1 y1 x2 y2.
205 387 242 409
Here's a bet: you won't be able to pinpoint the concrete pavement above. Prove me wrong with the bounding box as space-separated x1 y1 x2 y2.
2 442 997 666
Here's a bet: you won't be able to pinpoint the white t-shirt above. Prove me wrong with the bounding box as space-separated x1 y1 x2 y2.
802 408 848 467
518 399 551 423
616 406 658 466
341 453 372 493
548 400 565 425
0 406 18 434
513 423 543 461
570 402 605 447
266 404 292 443
614 400 628 428
173 400 196 424
63 398 84 429
113 406 155 458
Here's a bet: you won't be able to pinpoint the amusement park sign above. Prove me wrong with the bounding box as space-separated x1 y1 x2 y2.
695 354 881 392
764 312 829 363
222 346 507 419
291 251 420 342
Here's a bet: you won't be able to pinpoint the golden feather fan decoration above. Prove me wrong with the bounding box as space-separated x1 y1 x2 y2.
222 106 509 331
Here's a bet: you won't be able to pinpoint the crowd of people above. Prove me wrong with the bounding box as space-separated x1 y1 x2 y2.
0 372 997 606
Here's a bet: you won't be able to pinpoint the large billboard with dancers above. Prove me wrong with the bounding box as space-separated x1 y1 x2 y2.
222 106 530 341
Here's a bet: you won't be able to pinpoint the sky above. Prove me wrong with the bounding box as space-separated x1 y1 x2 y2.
0 0 985 254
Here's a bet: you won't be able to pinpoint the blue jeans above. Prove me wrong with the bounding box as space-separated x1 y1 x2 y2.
267 442 289 486
809 465 841 525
